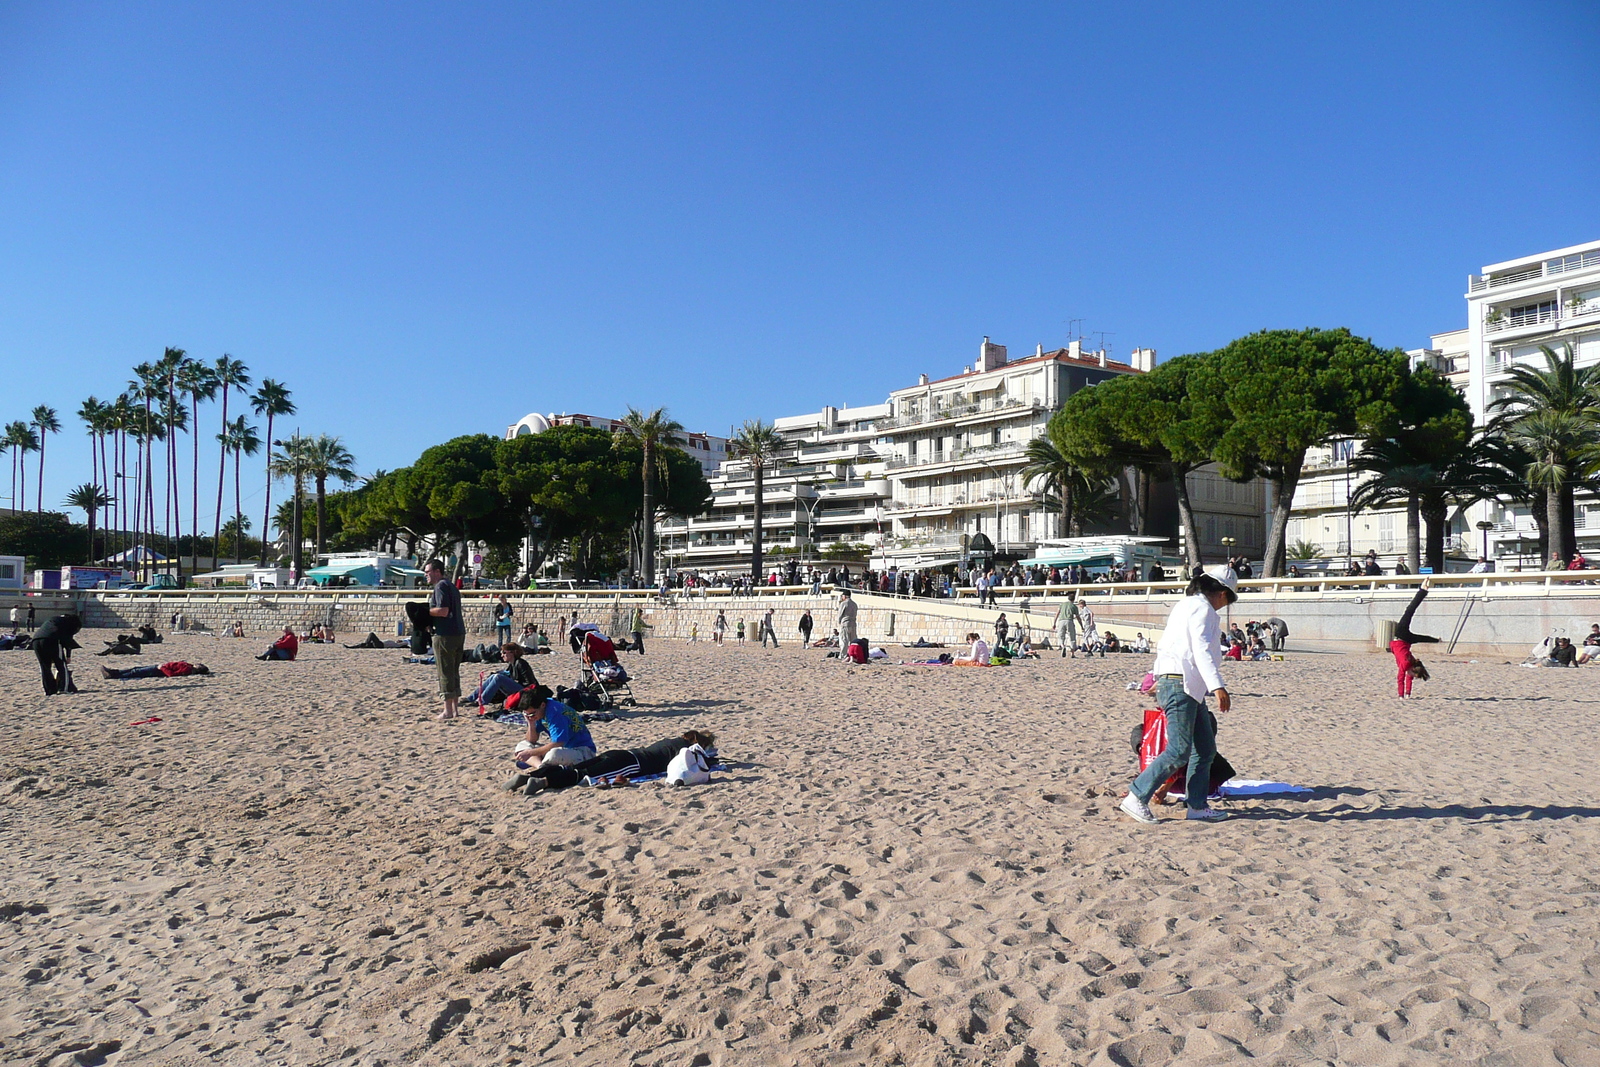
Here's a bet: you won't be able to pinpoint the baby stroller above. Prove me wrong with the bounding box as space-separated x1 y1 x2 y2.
577 630 637 707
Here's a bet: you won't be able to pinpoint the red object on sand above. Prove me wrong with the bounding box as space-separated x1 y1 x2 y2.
1138 708 1167 772
129 717 163 726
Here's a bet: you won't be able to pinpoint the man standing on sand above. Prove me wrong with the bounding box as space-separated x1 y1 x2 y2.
1055 593 1080 658
425 558 466 720
760 607 779 648
1121 564 1237 824
837 589 858 662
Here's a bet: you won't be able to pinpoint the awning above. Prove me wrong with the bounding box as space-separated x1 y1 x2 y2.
1017 552 1116 567
307 562 375 577
388 566 427 578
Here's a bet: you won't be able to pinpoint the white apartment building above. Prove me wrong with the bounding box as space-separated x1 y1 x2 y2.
877 338 1151 567
1468 239 1600 563
1287 237 1600 570
656 404 891 573
505 411 729 475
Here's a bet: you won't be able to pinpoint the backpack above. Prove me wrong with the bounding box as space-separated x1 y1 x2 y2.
667 744 712 785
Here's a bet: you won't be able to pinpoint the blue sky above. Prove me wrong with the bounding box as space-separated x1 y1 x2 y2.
1 1 1597 525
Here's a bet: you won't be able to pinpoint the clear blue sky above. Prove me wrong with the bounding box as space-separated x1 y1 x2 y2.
2 1 1597 525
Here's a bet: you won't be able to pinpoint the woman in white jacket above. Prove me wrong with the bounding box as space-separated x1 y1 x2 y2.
1120 564 1237 824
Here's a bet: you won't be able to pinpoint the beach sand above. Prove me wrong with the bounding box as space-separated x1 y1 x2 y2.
4 633 1600 1066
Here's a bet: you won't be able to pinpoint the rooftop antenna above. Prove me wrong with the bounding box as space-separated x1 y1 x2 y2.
1065 318 1084 345
1092 331 1115 357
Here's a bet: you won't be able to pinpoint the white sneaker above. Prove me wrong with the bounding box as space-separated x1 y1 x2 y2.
1120 793 1157 824
1185 807 1228 822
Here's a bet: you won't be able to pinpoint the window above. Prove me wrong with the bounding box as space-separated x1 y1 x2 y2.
1204 517 1217 544
1378 513 1396 553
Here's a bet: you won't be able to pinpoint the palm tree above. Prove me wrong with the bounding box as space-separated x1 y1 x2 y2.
1349 435 1490 573
77 398 113 549
177 358 218 574
619 406 684 585
220 416 261 562
6 422 40 517
268 433 314 574
211 355 251 566
30 406 60 513
65 483 113 562
250 380 295 565
301 434 357 560
1488 344 1600 566
1020 437 1078 540
730 419 785 584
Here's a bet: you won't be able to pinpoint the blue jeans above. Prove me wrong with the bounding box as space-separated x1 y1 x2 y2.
1131 677 1216 811
471 670 523 706
111 664 165 680
496 623 512 645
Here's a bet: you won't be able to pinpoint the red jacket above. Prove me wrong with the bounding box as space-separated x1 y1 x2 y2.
159 662 197 676
272 632 299 659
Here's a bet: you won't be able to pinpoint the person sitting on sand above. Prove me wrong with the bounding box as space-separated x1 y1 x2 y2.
1104 631 1122 654
257 626 299 661
1132 632 1151 654
464 641 539 708
954 632 991 666
102 661 211 680
508 730 717 795
228 621 246 638
510 685 597 769
1544 636 1578 668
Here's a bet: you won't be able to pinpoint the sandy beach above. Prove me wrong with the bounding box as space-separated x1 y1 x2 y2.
5 633 1600 1066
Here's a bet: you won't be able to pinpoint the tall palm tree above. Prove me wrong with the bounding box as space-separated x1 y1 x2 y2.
1 423 17 510
65 483 113 563
619 406 684 585
30 406 60 513
77 398 112 549
128 362 162 576
219 416 261 562
250 380 295 565
730 419 785 584
6 422 40 517
302 434 357 560
1488 344 1600 566
267 433 310 575
211 355 251 566
177 358 218 573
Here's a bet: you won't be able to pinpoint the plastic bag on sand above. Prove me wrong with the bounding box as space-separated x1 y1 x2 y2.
667 744 712 786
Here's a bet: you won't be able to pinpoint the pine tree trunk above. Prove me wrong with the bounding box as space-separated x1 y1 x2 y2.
1172 464 1202 570
1261 456 1307 578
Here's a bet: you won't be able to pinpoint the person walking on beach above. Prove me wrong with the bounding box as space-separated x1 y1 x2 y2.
712 609 728 644
1390 578 1438 698
426 558 466 720
760 608 779 648
628 605 650 656
837 589 858 663
1055 593 1080 657
798 610 813 646
1121 564 1237 824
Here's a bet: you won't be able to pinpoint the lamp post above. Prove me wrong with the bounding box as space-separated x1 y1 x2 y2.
1477 519 1494 562
976 459 1011 557
1221 535 1236 567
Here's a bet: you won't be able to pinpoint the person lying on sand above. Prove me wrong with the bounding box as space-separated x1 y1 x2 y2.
509 685 596 769
954 632 991 666
102 662 211 680
508 730 717 796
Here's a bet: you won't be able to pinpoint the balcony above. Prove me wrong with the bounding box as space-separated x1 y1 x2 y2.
885 440 1027 472
881 396 1044 430
1485 304 1561 335
1470 250 1600 293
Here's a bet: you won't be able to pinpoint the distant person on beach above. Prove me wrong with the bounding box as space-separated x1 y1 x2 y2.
628 605 649 656
798 610 813 645
102 661 211 680
713 610 728 645
8 605 21 632
256 626 299 661
510 685 596 771
759 608 778 648
837 590 858 664
33 614 82 695
954 632 990 666
494 596 513 646
509 730 717 795
1120 564 1237 825
1390 578 1438 698
426 558 466 720
1055 594 1080 658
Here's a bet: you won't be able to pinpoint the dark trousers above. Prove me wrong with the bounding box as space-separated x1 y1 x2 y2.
35 639 74 695
631 630 645 655
108 664 166 680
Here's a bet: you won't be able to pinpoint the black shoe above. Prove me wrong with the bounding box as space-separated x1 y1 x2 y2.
523 777 548 797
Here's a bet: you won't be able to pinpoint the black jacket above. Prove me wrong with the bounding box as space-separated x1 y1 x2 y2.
34 614 82 650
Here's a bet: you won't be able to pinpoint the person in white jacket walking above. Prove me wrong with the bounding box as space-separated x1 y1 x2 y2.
1121 564 1238 824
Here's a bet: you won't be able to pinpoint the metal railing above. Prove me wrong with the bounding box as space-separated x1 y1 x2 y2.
885 441 1026 471
880 397 1042 430
1470 251 1600 293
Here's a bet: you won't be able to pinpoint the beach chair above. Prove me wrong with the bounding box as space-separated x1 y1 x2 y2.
578 630 637 707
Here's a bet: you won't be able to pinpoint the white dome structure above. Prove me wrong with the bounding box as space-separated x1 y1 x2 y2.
506 412 552 439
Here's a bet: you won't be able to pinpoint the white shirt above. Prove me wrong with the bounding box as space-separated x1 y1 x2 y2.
967 639 991 664
1151 594 1226 701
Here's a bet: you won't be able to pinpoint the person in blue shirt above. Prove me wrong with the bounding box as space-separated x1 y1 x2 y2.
512 685 597 772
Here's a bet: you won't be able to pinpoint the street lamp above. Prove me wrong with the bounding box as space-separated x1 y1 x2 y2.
976 459 1011 557
1220 535 1236 564
1477 519 1495 561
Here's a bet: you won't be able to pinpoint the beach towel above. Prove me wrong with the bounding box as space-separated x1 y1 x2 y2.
1217 780 1311 797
